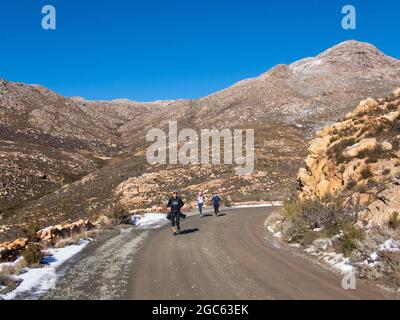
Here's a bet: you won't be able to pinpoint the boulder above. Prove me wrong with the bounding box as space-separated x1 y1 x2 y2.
308 136 331 157
357 184 400 227
344 138 377 158
380 141 393 151
381 111 400 123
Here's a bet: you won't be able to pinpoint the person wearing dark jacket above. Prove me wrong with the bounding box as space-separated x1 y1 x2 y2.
212 192 221 216
167 190 185 236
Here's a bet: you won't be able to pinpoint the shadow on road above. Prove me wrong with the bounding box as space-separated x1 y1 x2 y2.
180 228 200 235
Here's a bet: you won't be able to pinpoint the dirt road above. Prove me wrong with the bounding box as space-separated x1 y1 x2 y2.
42 207 396 300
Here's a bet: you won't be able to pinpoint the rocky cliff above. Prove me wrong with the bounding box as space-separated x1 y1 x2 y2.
298 89 400 227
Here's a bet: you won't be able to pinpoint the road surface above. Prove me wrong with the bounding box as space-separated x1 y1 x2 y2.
41 207 396 300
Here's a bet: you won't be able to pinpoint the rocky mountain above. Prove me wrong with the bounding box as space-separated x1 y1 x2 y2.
1 40 400 242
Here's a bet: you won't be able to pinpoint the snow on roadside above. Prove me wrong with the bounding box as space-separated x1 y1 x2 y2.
267 220 283 239
322 252 354 274
305 239 355 274
364 239 400 266
131 213 168 229
0 239 90 300
233 202 282 209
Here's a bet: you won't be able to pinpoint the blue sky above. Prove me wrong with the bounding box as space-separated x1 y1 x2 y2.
0 0 399 101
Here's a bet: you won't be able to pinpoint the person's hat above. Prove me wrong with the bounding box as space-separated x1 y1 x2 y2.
172 190 178 194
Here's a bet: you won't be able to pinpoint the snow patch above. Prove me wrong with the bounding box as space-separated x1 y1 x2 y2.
322 252 354 274
267 220 283 239
364 239 400 266
233 203 277 209
131 213 168 229
0 239 90 300
305 240 355 274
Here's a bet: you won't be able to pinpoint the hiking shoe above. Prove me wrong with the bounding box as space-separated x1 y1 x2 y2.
173 232 178 236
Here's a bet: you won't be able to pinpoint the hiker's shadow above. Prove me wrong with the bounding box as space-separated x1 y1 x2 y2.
180 228 200 235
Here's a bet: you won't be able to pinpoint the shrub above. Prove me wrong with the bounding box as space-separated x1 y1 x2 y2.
300 197 347 229
361 166 373 180
301 231 322 246
224 198 232 207
346 180 357 190
324 222 342 238
367 178 379 189
106 203 131 224
327 137 356 163
336 222 365 257
389 212 400 230
287 219 310 243
282 199 300 222
22 244 44 266
16 221 41 242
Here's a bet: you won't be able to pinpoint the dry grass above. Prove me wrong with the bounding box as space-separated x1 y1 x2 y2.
378 250 400 288
22 244 44 266
0 258 27 280
389 212 400 230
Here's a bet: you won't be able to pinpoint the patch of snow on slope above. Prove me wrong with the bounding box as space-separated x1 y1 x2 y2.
366 239 400 265
305 240 355 274
322 252 354 274
267 220 283 239
1 239 90 300
131 213 168 229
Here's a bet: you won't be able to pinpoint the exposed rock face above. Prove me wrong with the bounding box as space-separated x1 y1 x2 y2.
0 238 28 262
1 40 400 241
0 218 94 262
357 184 400 227
298 89 400 227
36 219 94 246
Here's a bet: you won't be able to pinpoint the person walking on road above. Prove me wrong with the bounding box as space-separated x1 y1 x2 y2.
196 191 205 218
167 190 185 236
212 192 221 216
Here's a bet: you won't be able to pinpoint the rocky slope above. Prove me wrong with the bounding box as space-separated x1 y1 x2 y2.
1 40 400 243
282 89 400 291
298 88 400 227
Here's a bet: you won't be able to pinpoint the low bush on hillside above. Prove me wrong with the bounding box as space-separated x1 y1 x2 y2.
334 222 365 257
361 166 373 180
106 202 131 225
389 212 400 230
327 137 356 163
22 244 44 266
282 196 364 254
15 221 41 242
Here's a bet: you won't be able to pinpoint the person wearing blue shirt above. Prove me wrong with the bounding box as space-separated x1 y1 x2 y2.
211 192 221 216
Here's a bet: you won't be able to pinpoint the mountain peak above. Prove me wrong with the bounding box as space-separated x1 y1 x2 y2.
318 40 382 58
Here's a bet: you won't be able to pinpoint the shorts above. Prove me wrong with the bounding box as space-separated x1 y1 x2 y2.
170 212 181 227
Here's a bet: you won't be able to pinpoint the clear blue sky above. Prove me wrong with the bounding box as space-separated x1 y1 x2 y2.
0 0 399 101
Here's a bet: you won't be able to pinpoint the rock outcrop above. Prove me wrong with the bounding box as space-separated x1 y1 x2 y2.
298 89 400 227
0 219 94 262
0 238 28 262
36 219 94 246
